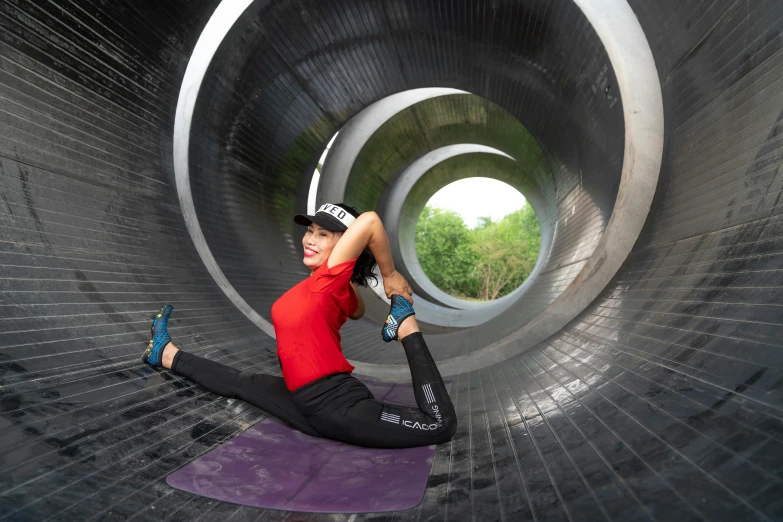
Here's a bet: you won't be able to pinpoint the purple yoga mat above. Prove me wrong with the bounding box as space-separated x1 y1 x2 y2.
166 380 452 513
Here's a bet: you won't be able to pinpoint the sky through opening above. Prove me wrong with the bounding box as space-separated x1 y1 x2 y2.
426 178 526 228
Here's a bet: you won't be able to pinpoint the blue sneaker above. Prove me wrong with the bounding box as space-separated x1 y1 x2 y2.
142 304 174 366
382 295 415 342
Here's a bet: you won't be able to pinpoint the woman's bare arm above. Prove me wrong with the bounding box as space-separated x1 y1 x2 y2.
328 212 390 273
328 211 413 301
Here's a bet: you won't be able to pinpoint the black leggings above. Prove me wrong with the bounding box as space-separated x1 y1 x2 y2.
171 332 457 448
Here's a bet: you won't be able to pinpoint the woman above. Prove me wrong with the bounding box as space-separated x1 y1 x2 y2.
142 203 457 448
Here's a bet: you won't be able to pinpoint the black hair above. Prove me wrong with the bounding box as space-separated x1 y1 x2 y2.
335 203 379 288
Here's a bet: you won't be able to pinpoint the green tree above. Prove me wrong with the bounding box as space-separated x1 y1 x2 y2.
415 207 479 297
415 204 541 301
470 204 540 300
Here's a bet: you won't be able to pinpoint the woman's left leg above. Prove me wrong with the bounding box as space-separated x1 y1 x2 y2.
143 305 320 437
170 350 321 437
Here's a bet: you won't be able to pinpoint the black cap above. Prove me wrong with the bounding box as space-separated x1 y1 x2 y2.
294 203 357 231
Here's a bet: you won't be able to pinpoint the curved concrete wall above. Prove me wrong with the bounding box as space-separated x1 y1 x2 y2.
386 147 550 315
177 2 631 371
1 0 782 520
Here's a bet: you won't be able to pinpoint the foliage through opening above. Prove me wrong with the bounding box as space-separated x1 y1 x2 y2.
415 204 541 301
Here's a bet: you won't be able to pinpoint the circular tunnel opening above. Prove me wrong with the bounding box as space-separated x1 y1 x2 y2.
21 0 774 516
308 132 339 215
414 178 541 303
174 0 663 377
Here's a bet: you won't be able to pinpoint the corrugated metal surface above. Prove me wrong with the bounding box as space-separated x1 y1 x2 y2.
1 0 782 520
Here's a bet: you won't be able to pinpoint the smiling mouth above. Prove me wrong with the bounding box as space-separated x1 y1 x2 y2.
304 247 318 256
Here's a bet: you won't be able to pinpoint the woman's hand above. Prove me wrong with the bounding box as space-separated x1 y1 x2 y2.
383 271 413 303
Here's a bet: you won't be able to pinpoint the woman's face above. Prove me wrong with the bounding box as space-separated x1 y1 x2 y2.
302 223 343 271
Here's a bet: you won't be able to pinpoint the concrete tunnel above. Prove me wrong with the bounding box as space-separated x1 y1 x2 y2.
1 0 782 520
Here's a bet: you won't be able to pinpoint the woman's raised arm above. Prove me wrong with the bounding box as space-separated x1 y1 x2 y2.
328 212 413 301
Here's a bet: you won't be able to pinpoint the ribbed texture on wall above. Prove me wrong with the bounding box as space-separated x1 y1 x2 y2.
0 0 781 520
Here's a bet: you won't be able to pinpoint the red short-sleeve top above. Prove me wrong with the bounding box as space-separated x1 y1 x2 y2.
271 258 359 391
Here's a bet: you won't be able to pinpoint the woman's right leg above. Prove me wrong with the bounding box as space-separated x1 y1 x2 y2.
382 295 456 432
395 316 457 435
